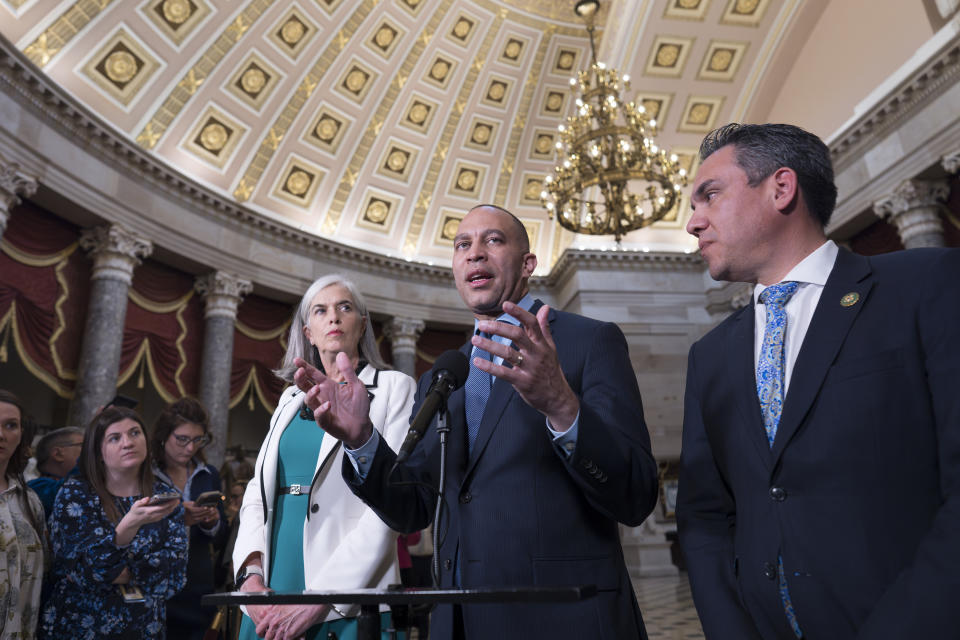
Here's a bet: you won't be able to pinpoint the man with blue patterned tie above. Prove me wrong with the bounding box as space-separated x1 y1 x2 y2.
293 204 659 639
677 123 960 639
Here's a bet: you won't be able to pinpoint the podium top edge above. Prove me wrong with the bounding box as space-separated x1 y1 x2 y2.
201 585 598 607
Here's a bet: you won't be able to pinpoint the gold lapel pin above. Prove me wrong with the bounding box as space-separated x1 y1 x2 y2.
840 292 860 307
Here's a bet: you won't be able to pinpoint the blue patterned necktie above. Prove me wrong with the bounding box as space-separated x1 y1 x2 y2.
757 281 799 447
757 280 803 638
464 332 493 452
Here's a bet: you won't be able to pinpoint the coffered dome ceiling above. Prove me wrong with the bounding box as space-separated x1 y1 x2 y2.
1 0 818 271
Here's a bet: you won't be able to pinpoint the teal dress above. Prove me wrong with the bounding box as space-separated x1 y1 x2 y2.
239 412 397 640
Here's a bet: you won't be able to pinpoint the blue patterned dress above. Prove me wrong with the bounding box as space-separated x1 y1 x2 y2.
40 477 188 640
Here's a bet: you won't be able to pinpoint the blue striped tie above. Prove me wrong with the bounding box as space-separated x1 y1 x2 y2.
464 332 492 452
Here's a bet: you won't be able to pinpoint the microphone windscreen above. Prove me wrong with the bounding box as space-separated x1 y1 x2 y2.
433 349 470 389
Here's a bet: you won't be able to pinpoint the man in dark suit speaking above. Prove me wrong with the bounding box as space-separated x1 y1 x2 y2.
294 204 659 639
677 123 960 639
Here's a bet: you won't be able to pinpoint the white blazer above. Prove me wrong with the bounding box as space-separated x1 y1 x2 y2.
232 365 416 620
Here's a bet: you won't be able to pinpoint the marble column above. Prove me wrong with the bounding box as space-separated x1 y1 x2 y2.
874 179 950 249
384 316 425 378
69 225 152 426
943 150 960 175
195 271 252 470
0 161 38 241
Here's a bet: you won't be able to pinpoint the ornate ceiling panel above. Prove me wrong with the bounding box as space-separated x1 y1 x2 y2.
1 0 811 270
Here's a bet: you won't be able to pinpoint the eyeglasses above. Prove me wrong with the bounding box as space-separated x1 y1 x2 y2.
172 434 211 448
62 442 84 449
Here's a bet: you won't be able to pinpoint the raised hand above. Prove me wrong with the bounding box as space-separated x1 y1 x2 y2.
293 352 374 448
474 302 580 431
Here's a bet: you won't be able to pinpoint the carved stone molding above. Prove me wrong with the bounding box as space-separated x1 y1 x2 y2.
943 149 960 174
831 36 960 172
79 224 153 284
545 248 703 290
0 160 38 234
873 179 949 249
195 271 253 319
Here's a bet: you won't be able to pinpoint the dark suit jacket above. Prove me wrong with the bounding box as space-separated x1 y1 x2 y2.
344 303 658 639
677 248 960 640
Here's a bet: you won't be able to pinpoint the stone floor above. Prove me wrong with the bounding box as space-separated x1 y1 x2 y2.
632 573 705 640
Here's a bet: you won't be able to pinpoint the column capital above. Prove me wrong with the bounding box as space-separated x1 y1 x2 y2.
195 270 253 319
384 316 426 343
79 224 153 284
943 150 960 175
873 178 950 218
385 316 425 377
0 161 39 210
873 179 949 249
0 161 39 233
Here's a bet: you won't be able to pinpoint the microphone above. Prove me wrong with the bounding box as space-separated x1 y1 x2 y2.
394 349 469 466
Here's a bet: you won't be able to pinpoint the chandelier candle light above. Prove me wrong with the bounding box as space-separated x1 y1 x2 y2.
541 0 688 242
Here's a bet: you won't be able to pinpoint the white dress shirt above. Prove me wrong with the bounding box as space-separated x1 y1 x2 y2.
753 240 838 393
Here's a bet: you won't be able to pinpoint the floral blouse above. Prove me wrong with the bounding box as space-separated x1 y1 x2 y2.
40 478 188 640
0 477 46 640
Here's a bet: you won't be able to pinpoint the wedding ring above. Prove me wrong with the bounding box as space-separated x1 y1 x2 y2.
514 353 524 367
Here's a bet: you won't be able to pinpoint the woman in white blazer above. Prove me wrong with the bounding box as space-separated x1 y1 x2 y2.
233 274 415 640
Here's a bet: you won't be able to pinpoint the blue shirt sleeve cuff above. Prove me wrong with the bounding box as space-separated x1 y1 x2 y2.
547 412 579 458
343 429 381 481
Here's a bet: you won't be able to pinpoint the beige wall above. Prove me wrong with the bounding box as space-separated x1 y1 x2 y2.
764 0 934 137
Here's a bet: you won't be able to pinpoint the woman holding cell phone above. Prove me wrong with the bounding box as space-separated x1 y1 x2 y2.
151 397 226 640
40 406 188 640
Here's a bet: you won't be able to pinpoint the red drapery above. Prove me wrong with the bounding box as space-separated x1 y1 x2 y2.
0 205 88 396
231 294 289 411
0 205 293 412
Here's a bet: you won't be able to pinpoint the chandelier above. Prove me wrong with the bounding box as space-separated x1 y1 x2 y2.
540 0 688 242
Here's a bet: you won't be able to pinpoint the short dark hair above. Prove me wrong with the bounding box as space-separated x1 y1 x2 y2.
699 123 837 227
468 204 531 253
151 397 210 469
35 426 84 467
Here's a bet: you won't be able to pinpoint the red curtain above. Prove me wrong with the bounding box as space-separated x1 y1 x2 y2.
231 294 290 411
0 205 88 395
0 205 294 413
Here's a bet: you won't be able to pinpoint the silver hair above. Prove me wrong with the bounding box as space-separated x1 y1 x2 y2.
274 274 389 383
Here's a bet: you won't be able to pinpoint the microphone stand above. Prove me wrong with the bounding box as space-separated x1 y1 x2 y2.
431 400 449 586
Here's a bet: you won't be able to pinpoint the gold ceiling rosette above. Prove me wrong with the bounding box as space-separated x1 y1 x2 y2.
541 0 688 242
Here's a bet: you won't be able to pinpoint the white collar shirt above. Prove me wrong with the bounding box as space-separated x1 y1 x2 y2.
753 240 839 393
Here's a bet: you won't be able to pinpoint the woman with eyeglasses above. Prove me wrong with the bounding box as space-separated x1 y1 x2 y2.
151 396 226 640
41 405 187 640
233 275 415 640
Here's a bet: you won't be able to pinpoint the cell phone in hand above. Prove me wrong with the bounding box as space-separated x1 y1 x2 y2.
195 490 223 507
148 492 181 505
118 583 145 603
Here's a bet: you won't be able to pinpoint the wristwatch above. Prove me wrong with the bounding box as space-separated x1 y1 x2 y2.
235 565 264 589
